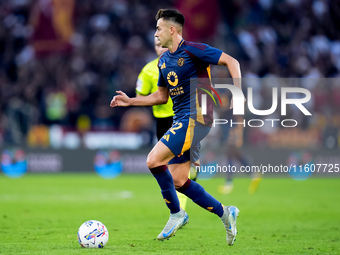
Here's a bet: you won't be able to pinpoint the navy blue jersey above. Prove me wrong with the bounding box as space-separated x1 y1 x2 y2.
157 40 222 126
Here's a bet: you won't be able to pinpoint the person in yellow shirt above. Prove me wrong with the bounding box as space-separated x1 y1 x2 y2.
136 38 174 140
135 38 195 210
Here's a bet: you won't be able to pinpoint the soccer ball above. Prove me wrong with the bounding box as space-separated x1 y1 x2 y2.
77 220 109 248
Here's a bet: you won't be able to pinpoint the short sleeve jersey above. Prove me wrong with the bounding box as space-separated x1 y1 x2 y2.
157 40 222 126
136 58 174 118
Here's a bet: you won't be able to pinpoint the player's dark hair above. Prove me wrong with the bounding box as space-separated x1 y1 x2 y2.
155 9 185 27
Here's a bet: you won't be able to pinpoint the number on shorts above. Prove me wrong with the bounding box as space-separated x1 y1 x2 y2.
169 122 183 135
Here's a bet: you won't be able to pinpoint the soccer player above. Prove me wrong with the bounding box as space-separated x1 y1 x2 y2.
136 38 195 210
110 9 242 246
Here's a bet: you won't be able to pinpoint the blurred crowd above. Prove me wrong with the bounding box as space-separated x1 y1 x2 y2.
0 0 339 148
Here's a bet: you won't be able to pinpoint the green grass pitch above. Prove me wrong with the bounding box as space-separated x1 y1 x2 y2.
0 173 339 254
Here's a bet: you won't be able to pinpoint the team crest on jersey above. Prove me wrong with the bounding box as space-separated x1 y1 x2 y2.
177 57 185 67
167 71 178 86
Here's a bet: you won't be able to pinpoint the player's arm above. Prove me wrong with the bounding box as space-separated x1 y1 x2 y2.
186 43 242 92
217 52 245 108
110 86 169 108
217 52 241 90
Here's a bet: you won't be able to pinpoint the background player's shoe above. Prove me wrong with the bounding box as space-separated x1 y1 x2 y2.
157 208 188 240
221 205 240 246
218 181 234 194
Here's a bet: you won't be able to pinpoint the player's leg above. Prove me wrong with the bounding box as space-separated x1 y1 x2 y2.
168 161 191 227
147 140 180 213
154 118 208 240
147 133 188 240
218 110 234 194
174 122 239 246
233 151 261 194
219 155 235 194
177 190 188 210
167 118 202 211
149 119 196 212
155 116 190 209
171 123 224 217
175 162 198 210
177 189 188 210
176 171 239 245
176 173 224 217
175 164 199 210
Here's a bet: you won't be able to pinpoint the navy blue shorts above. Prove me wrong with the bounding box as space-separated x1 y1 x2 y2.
160 117 211 165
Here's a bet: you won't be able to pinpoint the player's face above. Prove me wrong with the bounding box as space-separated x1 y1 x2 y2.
155 18 171 48
154 38 167 57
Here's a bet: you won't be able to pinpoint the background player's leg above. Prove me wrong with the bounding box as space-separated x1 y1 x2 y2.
177 191 188 210
219 156 235 194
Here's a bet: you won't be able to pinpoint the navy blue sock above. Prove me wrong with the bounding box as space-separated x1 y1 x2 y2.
177 179 224 217
150 165 180 214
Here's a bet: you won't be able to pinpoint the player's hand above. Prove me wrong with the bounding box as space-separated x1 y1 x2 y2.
110 91 132 107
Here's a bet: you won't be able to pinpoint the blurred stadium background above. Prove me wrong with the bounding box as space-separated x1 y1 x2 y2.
0 0 339 175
